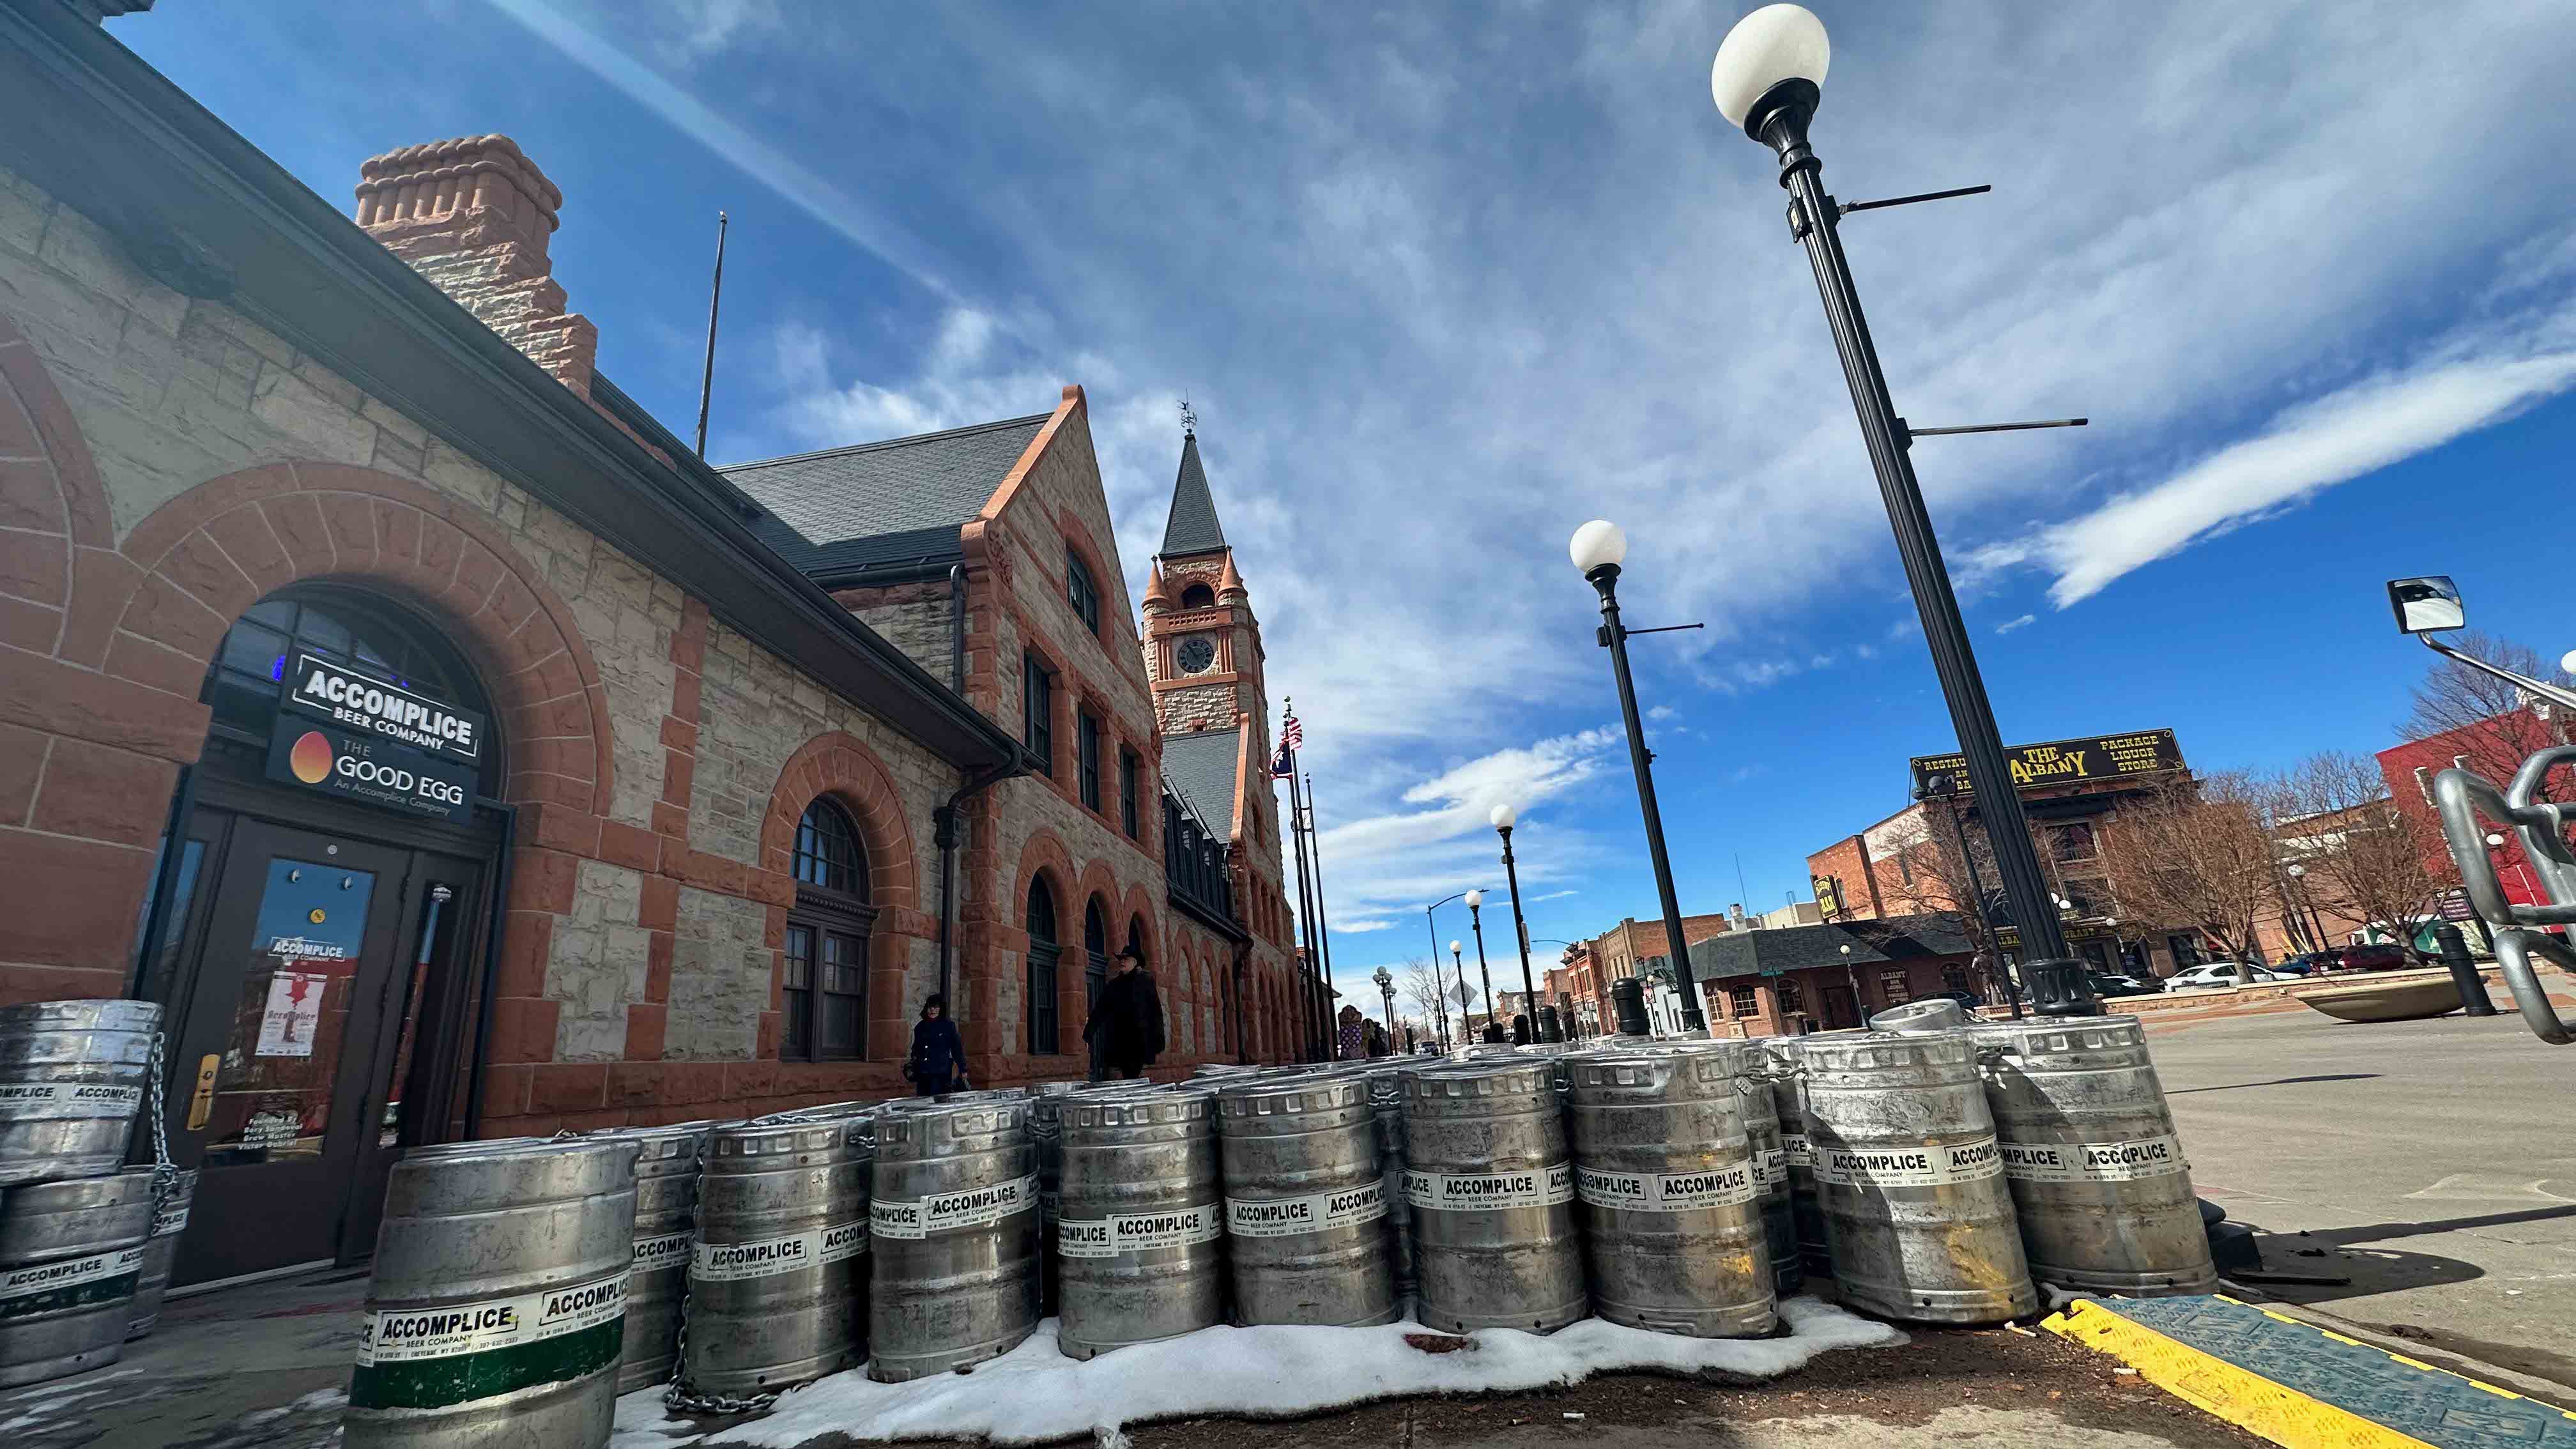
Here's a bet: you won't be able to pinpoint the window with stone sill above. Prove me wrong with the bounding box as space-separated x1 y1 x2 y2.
1022 652 1055 776
1066 548 1101 636
1729 985 1759 1018
1078 710 1103 811
782 798 872 1062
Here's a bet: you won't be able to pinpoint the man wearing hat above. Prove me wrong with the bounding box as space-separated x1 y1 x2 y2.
1084 946 1165 1081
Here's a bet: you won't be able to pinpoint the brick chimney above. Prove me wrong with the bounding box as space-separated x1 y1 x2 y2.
355 135 598 398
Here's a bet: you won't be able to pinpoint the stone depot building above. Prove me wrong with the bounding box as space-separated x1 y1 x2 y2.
0 6 1310 1288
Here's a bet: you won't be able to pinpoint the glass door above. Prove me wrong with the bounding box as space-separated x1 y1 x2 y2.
165 820 413 1285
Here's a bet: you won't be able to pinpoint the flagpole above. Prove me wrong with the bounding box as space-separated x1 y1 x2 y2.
1280 707 1324 1061
1288 763 1330 1061
1303 770 1340 1051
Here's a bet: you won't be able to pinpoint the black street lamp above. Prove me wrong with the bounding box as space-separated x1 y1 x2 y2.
1917 771 2022 1018
1569 520 1710 1033
1464 891 1502 1041
1449 940 1470 1045
1491 803 1542 1043
1372 963 1397 1046
1424 889 1485 1050
1710 6 2080 999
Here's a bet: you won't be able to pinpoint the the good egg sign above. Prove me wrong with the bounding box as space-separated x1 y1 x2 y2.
266 719 475 824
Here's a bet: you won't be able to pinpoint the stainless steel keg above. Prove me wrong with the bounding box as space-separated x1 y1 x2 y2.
0 1169 155 1387
682 1116 871 1397
1566 1047 1773 1338
343 1137 638 1448
1402 1061 1586 1335
1057 1087 1223 1358
1970 1017 2217 1296
1765 1038 1834 1279
119 1165 196 1340
1801 1030 2036 1325
1214 1075 1395 1328
868 1096 1040 1381
596 1123 707 1393
0 999 158 1186
1735 1046 1804 1300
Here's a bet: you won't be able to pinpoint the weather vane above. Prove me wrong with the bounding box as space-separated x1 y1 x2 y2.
1179 395 1197 434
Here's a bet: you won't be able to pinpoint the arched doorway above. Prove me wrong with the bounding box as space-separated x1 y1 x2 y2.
783 799 872 1062
139 583 509 1286
1082 898 1110 1077
1026 878 1060 1054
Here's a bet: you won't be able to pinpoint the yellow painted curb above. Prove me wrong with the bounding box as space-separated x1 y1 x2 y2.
2039 1297 2432 1449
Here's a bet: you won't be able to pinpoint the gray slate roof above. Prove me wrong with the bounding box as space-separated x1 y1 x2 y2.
721 413 1049 578
1162 728 1243 838
1158 431 1228 557
1687 914 1974 983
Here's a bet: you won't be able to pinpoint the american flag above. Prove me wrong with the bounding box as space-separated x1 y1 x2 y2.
1280 712 1304 752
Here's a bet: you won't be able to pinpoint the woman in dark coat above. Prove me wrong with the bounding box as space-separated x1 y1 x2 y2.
908 993 967 1096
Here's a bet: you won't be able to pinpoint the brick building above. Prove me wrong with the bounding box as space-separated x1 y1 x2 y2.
0 9 1300 1290
1806 730 2211 981
1685 916 1977 1036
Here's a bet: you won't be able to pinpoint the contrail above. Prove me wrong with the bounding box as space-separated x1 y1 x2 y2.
483 0 970 313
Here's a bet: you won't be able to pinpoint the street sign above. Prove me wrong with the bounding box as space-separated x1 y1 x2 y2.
2438 887 2476 923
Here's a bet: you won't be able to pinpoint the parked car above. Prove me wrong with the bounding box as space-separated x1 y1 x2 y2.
2269 954 2327 976
2165 962 2283 990
2088 971 2158 997
2337 943 2409 971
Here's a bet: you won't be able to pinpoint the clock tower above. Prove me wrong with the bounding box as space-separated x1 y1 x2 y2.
1141 427 1269 744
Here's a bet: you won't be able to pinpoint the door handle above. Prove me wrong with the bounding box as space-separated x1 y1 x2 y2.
185 1054 218 1132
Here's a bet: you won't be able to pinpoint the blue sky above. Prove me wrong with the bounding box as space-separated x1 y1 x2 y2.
113 1 2576 984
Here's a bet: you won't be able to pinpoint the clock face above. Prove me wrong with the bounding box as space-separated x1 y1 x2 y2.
1176 636 1217 675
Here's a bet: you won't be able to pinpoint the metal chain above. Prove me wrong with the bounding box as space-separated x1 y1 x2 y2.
146 1029 176 1204
659 1272 781 1418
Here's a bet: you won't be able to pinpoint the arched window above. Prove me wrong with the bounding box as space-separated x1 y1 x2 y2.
1126 917 1151 976
1084 898 1111 1014
203 584 500 795
1026 878 1061 1052
1179 582 1215 610
782 799 871 1062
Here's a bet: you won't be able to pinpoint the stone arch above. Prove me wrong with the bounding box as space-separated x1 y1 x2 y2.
1010 828 1079 1056
759 731 923 924
103 461 615 814
0 309 114 659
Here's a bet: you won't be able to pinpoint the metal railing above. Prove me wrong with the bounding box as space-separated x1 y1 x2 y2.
2431 746 2576 1045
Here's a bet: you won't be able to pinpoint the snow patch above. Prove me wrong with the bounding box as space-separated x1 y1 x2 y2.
611 1298 1899 1448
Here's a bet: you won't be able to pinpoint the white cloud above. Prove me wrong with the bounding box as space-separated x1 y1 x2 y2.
1529 889 1581 903
1646 705 1678 721
1995 614 2035 634
1974 307 2576 607
1333 919 1395 935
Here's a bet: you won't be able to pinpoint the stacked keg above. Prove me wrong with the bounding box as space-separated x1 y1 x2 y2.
1402 1059 1585 1335
1799 1029 2037 1324
1968 1016 2216 1296
0 999 164 1388
868 1094 1040 1381
121 1164 197 1340
1358 1067 1418 1313
1765 1038 1834 1280
1214 1073 1395 1327
597 1122 710 1393
344 1136 640 1447
1565 1045 1774 1338
1055 1086 1223 1358
1735 1045 1804 1301
682 1114 873 1399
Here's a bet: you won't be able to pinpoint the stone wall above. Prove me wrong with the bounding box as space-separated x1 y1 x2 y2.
831 579 954 684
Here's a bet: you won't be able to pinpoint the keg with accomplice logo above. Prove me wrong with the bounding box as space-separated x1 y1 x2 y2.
1969 1017 2216 1297
0 999 158 1188
1055 1087 1223 1359
1801 1030 2036 1325
1566 1045 1774 1338
1402 1060 1586 1335
0 1170 156 1388
1215 1075 1395 1328
591 1123 712 1392
341 1137 640 1448
867 1096 1039 1381
683 1116 872 1397
119 1165 197 1340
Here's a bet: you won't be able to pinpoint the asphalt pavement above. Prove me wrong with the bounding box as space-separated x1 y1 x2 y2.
2149 1005 2576 1399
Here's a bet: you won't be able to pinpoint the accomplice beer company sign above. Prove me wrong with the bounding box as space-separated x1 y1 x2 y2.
1908 729 2182 799
265 655 483 824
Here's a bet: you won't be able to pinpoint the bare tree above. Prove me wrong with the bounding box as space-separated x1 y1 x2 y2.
2271 752 2451 963
1877 804 2053 1002
2401 630 2575 796
2099 773 2283 983
1398 958 1450 1031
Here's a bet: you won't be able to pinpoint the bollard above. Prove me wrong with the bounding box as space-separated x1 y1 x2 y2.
2432 924 2499 1016
1609 977 1649 1036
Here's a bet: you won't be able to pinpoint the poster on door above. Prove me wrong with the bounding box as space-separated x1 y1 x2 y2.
256 972 330 1057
